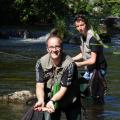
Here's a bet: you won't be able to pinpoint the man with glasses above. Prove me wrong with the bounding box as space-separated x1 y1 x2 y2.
34 34 81 120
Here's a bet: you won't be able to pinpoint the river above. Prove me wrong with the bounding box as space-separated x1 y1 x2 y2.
0 33 120 120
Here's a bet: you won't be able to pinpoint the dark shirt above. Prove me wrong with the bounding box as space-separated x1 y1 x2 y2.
35 57 80 108
35 62 76 87
81 36 107 70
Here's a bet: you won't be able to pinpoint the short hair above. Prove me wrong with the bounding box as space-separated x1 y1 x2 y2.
74 14 90 29
50 28 58 36
46 34 63 47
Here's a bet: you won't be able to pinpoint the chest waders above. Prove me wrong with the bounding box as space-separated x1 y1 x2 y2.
80 30 106 102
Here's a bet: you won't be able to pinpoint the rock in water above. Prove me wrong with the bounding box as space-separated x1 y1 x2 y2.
0 90 35 104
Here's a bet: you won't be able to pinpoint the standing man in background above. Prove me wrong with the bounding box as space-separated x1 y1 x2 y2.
72 14 107 104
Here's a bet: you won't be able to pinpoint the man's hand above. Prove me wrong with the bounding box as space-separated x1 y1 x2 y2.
33 100 44 111
45 100 55 113
75 61 83 67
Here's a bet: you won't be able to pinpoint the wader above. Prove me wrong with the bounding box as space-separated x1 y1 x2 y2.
79 29 107 104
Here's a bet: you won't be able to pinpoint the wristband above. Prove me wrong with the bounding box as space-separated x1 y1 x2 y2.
50 99 55 104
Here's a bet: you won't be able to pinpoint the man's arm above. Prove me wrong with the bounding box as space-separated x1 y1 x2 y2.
46 83 67 112
46 63 74 111
75 52 97 67
36 83 45 102
72 53 83 61
51 86 67 102
34 83 45 111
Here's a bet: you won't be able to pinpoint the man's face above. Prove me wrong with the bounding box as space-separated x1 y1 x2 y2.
47 37 62 60
75 20 87 35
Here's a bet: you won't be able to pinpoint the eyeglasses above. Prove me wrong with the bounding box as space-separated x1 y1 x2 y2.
48 45 61 51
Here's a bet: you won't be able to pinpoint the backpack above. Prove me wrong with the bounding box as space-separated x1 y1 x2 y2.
89 69 107 103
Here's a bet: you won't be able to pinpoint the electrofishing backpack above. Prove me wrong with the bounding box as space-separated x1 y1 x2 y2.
89 69 107 103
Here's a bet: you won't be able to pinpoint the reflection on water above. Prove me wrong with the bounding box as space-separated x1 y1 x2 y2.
0 34 120 120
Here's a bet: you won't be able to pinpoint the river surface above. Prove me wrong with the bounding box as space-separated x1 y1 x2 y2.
0 34 120 120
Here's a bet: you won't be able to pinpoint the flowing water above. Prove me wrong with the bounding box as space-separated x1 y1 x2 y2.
0 33 120 120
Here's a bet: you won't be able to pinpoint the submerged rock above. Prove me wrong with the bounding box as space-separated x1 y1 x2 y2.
0 90 35 104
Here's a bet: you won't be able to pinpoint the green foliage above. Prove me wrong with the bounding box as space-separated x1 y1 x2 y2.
64 0 88 14
13 0 37 23
86 4 93 14
111 4 120 16
14 0 25 4
0 0 120 27
53 14 68 39
12 0 70 24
